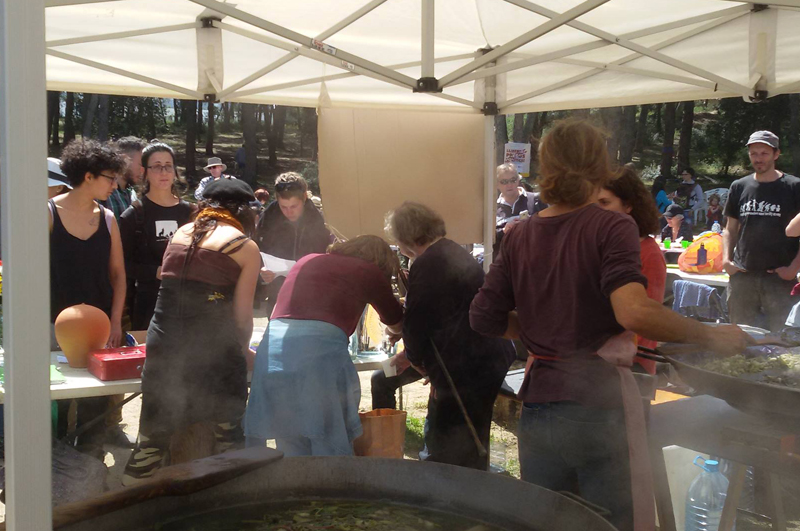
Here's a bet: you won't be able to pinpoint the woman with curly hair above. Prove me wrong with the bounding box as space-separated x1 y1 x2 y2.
123 179 261 484
245 235 403 457
598 166 666 374
119 142 195 330
50 139 128 457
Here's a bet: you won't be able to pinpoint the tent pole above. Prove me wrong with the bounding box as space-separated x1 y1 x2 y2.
421 0 435 78
483 115 496 273
0 0 53 529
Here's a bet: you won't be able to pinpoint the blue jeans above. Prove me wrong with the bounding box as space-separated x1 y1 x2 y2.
518 402 633 531
245 435 351 457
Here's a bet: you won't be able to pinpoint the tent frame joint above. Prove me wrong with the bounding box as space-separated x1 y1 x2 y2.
201 16 220 28
752 4 769 12
482 102 499 116
413 77 441 93
750 89 769 102
204 93 218 103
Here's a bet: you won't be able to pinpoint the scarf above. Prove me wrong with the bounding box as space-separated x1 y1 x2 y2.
196 207 244 233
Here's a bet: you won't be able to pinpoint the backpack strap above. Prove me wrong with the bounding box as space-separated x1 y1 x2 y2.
131 200 145 238
219 235 249 255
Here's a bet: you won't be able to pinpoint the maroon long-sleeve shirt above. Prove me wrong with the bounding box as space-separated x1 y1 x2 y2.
470 204 646 408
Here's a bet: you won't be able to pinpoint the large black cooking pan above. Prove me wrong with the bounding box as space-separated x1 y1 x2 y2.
638 327 800 422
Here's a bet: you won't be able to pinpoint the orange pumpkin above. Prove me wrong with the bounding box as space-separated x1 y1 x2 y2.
54 304 110 368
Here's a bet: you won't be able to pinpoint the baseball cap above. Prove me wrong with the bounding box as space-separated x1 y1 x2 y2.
47 157 72 189
746 130 779 150
664 204 684 219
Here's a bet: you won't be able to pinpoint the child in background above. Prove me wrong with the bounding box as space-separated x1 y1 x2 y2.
706 193 723 230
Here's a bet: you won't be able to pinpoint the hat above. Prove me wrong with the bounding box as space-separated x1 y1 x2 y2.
47 157 72 189
202 178 255 203
203 157 227 172
664 204 684 219
746 130 779 150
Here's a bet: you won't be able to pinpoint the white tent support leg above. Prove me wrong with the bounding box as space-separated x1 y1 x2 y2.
0 0 53 529
483 115 496 273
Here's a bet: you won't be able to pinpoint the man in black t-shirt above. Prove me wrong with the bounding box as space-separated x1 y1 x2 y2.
723 130 800 331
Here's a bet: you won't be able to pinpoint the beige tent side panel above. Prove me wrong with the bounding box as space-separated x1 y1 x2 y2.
318 108 485 245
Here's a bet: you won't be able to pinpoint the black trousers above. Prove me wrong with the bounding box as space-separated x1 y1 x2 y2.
370 368 423 410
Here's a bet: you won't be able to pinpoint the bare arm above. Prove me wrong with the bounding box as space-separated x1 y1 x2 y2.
722 217 743 275
107 217 127 347
610 282 752 356
232 240 262 348
787 211 800 237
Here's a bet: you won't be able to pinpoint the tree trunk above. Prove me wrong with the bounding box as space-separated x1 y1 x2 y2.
185 99 198 183
206 102 215 156
262 104 272 138
97 95 110 142
221 102 232 132
82 93 99 138
307 108 318 161
47 91 61 148
790 94 800 177
274 105 287 148
63 92 76 144
619 105 637 164
654 103 663 134
678 101 694 170
660 102 677 177
298 108 305 157
600 107 623 163
147 99 157 141
242 103 259 185
634 104 650 154
512 114 525 143
197 101 204 142
495 114 508 165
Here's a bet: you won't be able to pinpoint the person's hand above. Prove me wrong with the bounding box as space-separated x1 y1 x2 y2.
107 322 123 348
723 260 745 276
701 325 755 357
390 349 411 374
503 219 519 234
156 266 162 280
768 265 799 282
386 329 403 346
260 269 276 283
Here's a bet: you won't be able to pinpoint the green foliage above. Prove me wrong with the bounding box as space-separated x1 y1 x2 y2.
300 161 320 195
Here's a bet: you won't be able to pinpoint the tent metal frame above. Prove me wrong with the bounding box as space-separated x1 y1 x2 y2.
3 1 800 529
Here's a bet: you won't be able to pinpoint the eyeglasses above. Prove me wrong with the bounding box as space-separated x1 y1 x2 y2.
498 178 518 185
98 173 117 183
275 181 303 192
148 165 175 174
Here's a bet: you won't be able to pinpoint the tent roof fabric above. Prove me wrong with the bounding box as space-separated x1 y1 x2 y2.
45 0 800 112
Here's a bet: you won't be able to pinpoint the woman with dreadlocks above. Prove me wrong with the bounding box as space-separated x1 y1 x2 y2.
123 179 261 485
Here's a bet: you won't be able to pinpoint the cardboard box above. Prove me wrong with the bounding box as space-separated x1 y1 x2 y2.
128 330 147 345
88 346 146 381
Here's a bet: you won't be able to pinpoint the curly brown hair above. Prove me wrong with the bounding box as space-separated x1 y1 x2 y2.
537 119 613 207
328 235 399 280
59 139 127 188
384 201 446 247
603 166 660 237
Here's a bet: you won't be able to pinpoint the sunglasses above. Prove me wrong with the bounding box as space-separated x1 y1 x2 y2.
275 181 303 192
498 178 518 185
148 165 175 174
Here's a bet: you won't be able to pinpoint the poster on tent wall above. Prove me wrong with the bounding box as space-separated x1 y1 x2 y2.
318 108 485 245
504 143 531 177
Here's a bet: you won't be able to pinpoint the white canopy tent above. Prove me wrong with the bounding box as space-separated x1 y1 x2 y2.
2 0 800 528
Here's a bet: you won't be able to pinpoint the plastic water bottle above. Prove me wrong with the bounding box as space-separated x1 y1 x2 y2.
685 456 729 531
712 221 722 234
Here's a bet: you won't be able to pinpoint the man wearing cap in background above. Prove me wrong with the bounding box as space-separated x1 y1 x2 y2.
48 157 73 199
102 136 146 219
723 130 800 331
195 156 235 200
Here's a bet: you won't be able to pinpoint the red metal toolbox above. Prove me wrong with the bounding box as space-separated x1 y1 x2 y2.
87 346 146 381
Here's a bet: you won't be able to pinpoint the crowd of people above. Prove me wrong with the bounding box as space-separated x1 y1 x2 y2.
46 118 800 531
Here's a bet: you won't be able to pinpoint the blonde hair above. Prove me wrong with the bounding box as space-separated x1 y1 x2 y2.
328 235 399 280
537 119 613 207
385 201 446 247
496 162 518 179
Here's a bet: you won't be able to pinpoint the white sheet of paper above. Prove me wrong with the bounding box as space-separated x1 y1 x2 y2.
260 253 297 277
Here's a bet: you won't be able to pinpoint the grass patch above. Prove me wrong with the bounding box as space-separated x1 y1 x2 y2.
404 415 425 459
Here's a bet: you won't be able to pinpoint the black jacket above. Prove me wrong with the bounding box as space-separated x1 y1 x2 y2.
494 190 547 256
255 199 331 260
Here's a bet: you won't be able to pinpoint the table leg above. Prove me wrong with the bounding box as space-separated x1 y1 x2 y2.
651 446 677 531
765 473 787 531
719 462 746 531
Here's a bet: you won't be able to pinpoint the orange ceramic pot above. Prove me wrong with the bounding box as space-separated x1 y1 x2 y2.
54 304 110 368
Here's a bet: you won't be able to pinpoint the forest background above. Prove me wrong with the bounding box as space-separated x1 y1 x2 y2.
45 92 800 198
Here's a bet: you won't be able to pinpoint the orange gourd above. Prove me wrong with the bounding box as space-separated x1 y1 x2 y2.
54 304 110 368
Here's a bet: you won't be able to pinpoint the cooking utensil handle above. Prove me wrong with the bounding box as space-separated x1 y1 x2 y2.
636 347 668 363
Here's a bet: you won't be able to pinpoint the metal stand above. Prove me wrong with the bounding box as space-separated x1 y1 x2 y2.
649 395 799 531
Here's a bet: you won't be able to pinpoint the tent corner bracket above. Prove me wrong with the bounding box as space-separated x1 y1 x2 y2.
749 90 769 103
204 93 219 103
752 4 769 13
482 102 499 115
414 77 442 93
201 17 221 28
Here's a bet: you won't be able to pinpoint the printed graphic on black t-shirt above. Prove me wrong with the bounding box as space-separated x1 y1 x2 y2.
154 220 178 242
723 173 800 271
